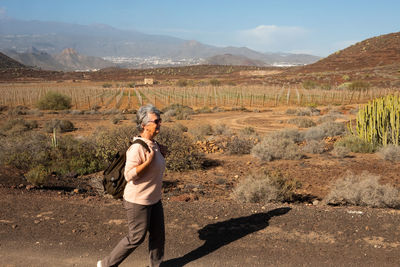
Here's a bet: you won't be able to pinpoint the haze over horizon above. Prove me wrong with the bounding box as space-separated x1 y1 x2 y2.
0 0 399 57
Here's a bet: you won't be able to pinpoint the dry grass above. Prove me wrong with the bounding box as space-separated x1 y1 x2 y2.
251 129 304 161
324 171 400 208
378 145 400 162
232 169 301 204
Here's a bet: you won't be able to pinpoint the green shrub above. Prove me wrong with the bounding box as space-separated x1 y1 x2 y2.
334 135 376 153
209 79 221 86
347 80 370 91
25 165 49 186
93 125 138 163
0 132 52 170
232 169 301 204
378 145 400 162
156 126 204 171
323 172 400 208
226 136 253 155
50 135 104 175
44 119 75 133
37 91 72 110
176 79 188 87
287 117 316 128
102 83 112 88
302 80 319 90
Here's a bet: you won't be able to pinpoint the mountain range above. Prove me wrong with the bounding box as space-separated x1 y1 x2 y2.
0 17 320 70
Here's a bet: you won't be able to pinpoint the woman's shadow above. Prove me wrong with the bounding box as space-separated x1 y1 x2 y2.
161 207 291 267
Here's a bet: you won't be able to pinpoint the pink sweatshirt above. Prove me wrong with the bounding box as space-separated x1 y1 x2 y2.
123 137 166 205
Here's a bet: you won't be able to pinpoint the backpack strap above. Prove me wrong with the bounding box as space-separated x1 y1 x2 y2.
132 138 150 153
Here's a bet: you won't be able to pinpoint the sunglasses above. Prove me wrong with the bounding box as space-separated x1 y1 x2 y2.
148 118 162 125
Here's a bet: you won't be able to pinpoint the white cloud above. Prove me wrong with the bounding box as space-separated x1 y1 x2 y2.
0 7 7 19
236 25 309 52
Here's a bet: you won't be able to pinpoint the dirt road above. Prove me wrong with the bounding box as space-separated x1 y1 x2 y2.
1 188 400 267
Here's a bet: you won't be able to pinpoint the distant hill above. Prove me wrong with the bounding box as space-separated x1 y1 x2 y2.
0 18 320 67
2 48 115 71
0 52 26 69
302 32 400 72
205 54 267 66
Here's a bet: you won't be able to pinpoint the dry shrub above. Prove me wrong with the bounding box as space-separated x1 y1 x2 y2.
304 122 346 141
162 104 194 120
287 117 316 128
334 135 376 153
331 146 350 158
232 169 301 204
156 126 204 171
324 172 400 208
70 110 84 115
161 109 175 122
238 126 258 137
111 114 126 124
189 124 213 141
378 145 400 162
285 108 298 115
25 164 49 186
303 140 325 154
1 119 38 135
7 105 29 116
226 136 253 155
251 129 304 161
171 122 188 133
44 119 75 133
213 124 231 136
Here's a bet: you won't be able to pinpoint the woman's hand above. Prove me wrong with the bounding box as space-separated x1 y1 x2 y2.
145 146 155 165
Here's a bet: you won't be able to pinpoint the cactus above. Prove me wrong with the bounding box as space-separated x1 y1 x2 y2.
350 95 400 146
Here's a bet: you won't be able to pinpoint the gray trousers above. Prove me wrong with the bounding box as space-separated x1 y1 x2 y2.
102 200 165 267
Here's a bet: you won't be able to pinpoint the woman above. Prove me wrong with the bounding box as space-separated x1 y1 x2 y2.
98 104 166 267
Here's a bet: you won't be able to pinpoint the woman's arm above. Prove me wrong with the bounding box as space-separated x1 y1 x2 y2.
124 144 154 182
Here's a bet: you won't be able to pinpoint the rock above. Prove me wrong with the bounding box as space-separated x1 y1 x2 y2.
73 188 80 194
12 224 18 229
312 200 320 206
169 193 198 202
26 185 34 190
18 184 24 188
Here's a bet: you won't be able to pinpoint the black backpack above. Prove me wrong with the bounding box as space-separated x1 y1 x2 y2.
102 139 150 199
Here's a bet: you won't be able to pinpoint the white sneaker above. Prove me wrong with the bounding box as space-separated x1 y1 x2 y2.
97 260 102 267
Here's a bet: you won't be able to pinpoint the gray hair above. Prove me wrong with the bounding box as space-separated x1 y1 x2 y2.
136 104 161 132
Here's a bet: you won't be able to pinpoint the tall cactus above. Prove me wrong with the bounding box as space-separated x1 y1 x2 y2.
350 95 400 146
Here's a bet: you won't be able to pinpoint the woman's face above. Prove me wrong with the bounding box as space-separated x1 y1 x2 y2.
142 113 161 138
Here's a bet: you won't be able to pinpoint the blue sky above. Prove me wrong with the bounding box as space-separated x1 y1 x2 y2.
1 0 399 56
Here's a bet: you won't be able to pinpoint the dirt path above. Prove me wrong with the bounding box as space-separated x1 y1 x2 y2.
182 109 299 134
1 188 400 267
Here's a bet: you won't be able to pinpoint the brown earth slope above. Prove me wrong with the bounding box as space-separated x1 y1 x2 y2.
0 52 27 69
301 32 400 72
